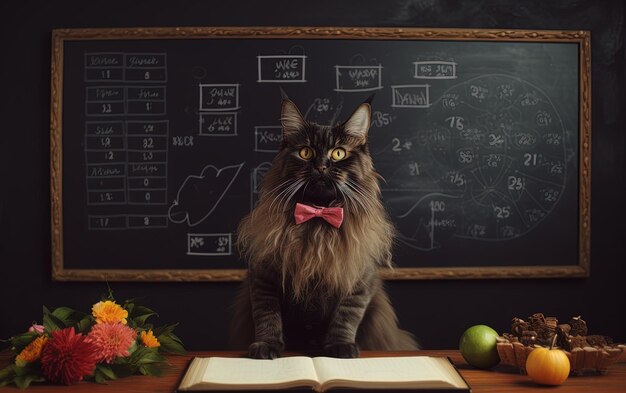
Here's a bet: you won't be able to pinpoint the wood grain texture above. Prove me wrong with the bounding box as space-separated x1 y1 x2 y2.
51 26 590 41
1 350 624 392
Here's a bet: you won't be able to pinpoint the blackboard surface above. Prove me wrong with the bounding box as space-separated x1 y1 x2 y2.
51 27 590 280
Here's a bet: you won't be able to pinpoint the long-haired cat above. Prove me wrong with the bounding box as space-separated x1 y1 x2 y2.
232 96 418 358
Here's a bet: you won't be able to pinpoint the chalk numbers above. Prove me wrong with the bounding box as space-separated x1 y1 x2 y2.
445 116 465 130
392 75 568 247
372 111 394 128
507 176 524 191
429 200 446 212
494 205 512 219
391 137 413 152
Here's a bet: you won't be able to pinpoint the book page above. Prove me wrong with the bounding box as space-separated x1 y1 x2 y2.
312 356 467 390
198 356 319 389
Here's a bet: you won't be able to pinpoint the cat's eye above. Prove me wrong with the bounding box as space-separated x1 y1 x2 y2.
299 146 314 160
330 148 347 161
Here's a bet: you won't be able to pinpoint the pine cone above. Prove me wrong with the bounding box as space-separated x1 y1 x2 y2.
528 313 546 329
586 335 613 347
558 334 573 351
520 331 537 346
545 317 558 330
569 316 588 336
557 323 572 336
511 317 529 337
568 335 589 349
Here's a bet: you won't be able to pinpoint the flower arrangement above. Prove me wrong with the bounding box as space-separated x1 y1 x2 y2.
0 291 185 389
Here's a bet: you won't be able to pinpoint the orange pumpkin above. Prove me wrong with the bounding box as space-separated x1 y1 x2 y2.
525 345 570 385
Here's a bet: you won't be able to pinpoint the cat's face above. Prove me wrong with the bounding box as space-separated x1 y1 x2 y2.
269 98 376 210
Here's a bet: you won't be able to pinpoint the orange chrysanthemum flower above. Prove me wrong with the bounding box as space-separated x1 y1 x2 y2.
91 300 128 324
87 323 136 363
15 335 48 366
140 330 160 348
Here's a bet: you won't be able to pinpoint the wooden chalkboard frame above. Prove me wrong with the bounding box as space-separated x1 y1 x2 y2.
50 27 591 281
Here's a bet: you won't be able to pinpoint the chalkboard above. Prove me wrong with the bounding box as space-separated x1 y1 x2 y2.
50 27 591 281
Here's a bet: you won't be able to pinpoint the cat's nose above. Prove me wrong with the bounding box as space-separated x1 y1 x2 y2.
316 165 327 173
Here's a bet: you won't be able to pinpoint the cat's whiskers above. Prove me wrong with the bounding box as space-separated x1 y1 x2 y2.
264 178 297 198
281 179 307 211
300 178 311 203
272 178 306 213
335 184 353 212
268 178 304 213
279 179 305 205
343 178 375 212
285 180 309 207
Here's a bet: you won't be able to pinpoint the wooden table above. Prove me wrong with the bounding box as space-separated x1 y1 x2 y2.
1 350 625 392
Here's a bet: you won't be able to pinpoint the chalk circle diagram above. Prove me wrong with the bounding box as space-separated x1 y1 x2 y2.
168 162 245 227
388 74 569 251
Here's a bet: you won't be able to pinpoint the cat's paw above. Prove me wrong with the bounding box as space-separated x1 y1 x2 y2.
248 341 283 359
323 342 359 358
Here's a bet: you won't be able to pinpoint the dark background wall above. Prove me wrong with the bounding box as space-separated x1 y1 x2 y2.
1 0 624 350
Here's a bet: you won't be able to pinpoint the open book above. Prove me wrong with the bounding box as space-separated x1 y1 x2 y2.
177 356 471 392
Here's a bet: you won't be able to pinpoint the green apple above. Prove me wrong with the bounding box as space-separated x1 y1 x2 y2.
459 324 500 369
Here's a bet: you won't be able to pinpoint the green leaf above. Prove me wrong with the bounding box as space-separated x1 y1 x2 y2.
9 332 39 353
13 374 45 390
96 364 117 380
130 305 158 327
92 364 117 384
0 365 16 387
93 372 106 384
12 365 45 390
157 333 186 355
95 364 117 380
51 306 77 322
138 363 167 376
110 362 134 379
128 347 166 367
127 339 138 355
152 323 177 338
124 302 135 315
76 315 94 334
103 285 115 300
43 306 68 332
151 323 186 354
137 350 166 365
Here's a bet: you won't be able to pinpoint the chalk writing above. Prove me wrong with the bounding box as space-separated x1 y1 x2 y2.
168 162 245 227
254 126 283 152
187 233 233 256
257 55 307 83
413 61 457 79
199 84 240 111
391 85 430 108
334 65 383 92
199 113 238 136
382 74 568 250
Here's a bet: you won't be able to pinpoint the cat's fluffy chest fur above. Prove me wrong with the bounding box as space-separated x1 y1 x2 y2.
230 96 418 358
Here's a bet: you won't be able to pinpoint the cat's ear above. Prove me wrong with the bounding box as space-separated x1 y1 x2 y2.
343 102 371 143
281 99 306 139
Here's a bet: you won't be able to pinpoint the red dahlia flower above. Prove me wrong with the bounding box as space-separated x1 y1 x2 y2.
40 327 99 385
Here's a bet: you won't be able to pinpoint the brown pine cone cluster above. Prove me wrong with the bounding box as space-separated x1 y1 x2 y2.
503 313 614 351
497 313 625 373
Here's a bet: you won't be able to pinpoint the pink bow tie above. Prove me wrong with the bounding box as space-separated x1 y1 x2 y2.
294 203 344 228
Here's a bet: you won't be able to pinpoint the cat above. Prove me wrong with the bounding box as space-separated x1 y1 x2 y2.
231 96 418 359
